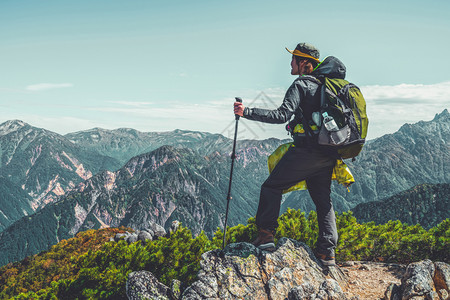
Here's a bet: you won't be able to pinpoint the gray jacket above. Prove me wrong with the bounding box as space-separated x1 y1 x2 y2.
243 56 346 125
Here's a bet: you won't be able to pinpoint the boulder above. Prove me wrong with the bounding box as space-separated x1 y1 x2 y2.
126 270 169 300
138 230 153 243
401 260 436 299
126 233 138 244
169 220 181 235
149 222 166 238
181 238 348 300
114 233 128 242
384 260 450 300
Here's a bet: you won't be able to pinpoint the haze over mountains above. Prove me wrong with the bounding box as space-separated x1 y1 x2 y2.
0 109 448 266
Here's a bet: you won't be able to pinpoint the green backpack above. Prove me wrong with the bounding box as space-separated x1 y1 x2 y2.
316 76 369 159
287 56 368 159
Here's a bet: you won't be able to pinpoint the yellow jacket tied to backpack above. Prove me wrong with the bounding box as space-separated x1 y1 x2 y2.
268 142 355 194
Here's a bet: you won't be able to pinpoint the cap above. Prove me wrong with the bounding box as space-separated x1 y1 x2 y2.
286 43 321 64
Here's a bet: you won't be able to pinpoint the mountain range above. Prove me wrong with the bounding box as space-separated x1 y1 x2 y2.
0 109 448 266
0 120 286 231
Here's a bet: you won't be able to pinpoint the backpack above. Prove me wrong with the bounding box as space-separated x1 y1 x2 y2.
287 72 369 160
316 77 369 159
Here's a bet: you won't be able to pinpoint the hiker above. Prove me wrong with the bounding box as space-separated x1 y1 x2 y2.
233 43 341 266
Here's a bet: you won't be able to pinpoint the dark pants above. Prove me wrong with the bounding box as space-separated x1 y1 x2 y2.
255 145 338 256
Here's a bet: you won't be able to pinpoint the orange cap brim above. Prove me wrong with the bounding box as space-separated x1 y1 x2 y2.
285 47 321 64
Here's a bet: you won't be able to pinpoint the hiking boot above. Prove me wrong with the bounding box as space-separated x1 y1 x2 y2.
252 228 276 251
314 250 336 267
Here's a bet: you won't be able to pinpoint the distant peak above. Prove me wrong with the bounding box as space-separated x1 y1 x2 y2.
433 109 449 121
1 119 28 126
0 120 29 135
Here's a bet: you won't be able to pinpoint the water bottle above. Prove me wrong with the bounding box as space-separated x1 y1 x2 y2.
322 112 339 132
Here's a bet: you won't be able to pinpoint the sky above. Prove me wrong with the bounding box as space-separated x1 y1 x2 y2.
1 0 449 141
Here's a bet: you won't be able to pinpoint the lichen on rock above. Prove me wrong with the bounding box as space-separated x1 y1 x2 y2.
126 270 170 300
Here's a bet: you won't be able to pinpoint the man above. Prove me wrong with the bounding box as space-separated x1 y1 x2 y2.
234 43 343 266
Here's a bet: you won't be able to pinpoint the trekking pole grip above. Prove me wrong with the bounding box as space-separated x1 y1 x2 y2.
235 97 242 120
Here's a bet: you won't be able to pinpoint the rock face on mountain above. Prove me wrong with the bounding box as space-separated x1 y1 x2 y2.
127 238 349 300
282 109 450 213
0 176 34 230
352 183 450 229
0 120 122 228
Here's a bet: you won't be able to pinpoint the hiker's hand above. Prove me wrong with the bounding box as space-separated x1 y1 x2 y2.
234 102 244 117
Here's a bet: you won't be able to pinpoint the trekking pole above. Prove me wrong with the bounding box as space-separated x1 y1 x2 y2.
222 97 242 249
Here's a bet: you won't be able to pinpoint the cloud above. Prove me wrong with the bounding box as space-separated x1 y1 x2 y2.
360 81 450 140
26 83 74 91
361 81 450 101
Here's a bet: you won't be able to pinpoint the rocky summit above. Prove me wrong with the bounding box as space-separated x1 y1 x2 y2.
126 239 450 300
127 238 350 300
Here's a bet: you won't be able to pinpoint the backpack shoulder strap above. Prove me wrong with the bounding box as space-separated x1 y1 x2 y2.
288 76 323 143
293 75 323 115
296 75 322 85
